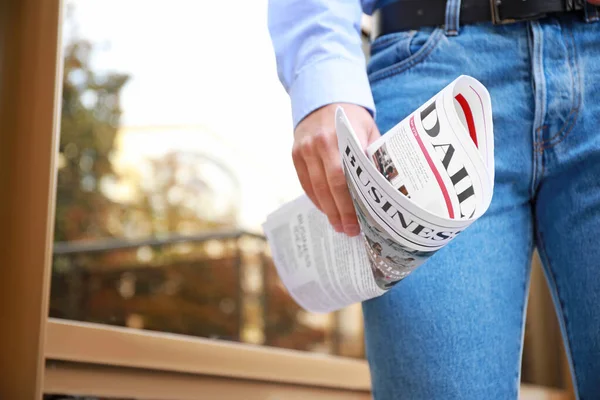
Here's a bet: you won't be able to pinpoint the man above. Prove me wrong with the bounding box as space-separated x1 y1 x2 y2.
268 0 600 398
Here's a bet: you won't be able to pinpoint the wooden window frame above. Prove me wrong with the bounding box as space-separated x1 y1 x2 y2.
44 362 372 400
0 1 374 397
0 0 64 398
44 318 372 391
44 318 372 399
42 318 568 400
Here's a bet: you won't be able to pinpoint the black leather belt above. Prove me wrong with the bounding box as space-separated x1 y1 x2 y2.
372 0 590 38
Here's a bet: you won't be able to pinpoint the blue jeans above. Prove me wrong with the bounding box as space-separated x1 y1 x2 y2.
363 9 600 400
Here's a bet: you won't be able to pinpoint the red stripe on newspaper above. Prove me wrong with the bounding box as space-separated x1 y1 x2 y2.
455 93 478 148
409 116 455 219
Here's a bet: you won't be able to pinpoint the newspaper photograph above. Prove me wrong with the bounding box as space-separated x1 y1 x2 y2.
263 75 495 313
348 176 435 290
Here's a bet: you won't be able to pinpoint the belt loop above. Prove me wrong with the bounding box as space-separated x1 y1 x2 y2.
444 0 462 36
584 2 600 23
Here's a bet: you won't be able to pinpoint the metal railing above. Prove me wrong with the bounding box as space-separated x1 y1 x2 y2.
50 230 350 356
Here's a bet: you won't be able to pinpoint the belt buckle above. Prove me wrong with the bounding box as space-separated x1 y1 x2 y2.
489 0 546 25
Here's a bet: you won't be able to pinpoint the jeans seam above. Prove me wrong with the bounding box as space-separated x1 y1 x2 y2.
529 21 546 198
531 126 542 198
371 32 415 52
535 231 581 399
540 26 582 150
531 136 541 199
534 125 547 153
538 128 547 194
539 108 579 149
369 29 445 84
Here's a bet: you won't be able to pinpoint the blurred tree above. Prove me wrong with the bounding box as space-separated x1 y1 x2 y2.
84 255 241 340
51 26 334 356
131 151 238 237
54 38 129 242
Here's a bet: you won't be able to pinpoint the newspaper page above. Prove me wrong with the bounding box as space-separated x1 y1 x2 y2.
264 196 386 313
366 75 494 220
263 75 494 313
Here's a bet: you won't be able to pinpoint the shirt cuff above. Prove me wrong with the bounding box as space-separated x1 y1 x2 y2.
289 57 375 128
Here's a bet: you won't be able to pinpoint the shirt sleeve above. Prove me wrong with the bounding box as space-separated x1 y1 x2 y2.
267 0 376 128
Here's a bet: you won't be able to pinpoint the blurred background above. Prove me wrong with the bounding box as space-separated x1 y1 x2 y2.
49 0 570 391
50 0 365 359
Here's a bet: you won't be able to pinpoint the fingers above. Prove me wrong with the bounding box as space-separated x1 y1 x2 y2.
292 103 375 237
293 129 360 237
299 134 344 233
292 144 319 210
315 132 360 236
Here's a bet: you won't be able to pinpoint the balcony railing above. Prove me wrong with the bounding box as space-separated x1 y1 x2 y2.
50 231 363 358
45 233 571 400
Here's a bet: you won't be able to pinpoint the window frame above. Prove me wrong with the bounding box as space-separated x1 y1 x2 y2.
0 1 373 397
44 318 372 397
0 0 64 398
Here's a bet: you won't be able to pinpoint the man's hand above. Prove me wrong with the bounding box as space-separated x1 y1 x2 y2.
589 0 600 4
292 103 381 237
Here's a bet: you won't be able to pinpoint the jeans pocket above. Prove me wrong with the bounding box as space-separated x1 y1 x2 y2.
368 27 445 83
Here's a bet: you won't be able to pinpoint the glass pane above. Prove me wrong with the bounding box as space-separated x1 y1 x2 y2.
50 0 364 358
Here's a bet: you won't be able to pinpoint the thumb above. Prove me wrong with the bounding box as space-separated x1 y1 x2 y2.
339 103 380 149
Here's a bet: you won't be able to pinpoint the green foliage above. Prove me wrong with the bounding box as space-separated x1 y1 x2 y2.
55 39 129 242
51 35 337 357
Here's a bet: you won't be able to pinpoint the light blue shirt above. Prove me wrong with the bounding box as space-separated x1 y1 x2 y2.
268 0 378 128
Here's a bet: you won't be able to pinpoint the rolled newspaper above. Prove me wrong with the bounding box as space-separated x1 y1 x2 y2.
263 75 494 313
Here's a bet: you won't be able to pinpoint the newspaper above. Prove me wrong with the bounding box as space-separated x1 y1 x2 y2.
263 75 494 313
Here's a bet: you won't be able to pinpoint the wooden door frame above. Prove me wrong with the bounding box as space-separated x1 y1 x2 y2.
0 0 63 398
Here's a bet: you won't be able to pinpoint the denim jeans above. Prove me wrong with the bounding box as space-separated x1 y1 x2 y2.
363 8 600 400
